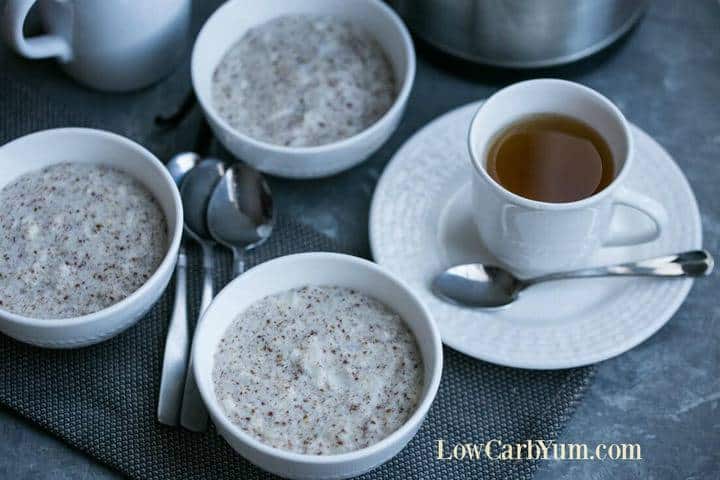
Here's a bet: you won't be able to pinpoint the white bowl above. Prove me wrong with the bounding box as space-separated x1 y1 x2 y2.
191 0 415 179
0 128 183 348
193 253 442 479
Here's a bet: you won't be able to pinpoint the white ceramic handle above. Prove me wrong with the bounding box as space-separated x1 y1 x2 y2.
2 0 72 61
604 186 668 247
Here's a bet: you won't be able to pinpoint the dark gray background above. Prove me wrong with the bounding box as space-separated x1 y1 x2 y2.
1 0 718 478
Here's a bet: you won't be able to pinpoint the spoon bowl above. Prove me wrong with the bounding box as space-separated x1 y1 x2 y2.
180 158 226 242
207 163 274 276
167 152 201 187
433 264 521 308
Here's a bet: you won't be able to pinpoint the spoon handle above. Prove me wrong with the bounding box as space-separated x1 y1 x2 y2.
527 250 714 285
157 247 190 426
232 247 245 277
179 242 215 432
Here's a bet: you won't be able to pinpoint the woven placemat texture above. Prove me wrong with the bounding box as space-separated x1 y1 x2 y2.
0 67 595 479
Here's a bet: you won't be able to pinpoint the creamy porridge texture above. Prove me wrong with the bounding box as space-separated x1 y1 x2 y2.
213 286 423 455
212 14 396 147
0 163 167 318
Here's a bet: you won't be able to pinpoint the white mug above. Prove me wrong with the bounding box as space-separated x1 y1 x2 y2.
2 0 191 92
469 79 668 275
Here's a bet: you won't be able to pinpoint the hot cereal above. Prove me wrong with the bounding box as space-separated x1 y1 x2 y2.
213 286 423 455
0 163 167 318
212 15 396 147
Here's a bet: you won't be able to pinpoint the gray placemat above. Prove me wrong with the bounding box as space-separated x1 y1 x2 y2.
0 70 595 479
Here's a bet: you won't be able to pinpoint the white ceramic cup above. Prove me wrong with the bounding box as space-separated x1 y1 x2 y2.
192 0 415 179
0 128 183 348
469 79 668 275
193 253 443 479
2 0 191 92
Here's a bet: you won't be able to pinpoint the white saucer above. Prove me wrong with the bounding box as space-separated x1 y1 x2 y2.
370 102 702 369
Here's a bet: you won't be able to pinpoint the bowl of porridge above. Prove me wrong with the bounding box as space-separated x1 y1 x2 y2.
193 253 442 479
0 128 183 348
191 0 415 179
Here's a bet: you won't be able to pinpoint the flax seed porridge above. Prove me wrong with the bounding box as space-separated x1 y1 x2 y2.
213 286 424 455
211 14 396 147
0 163 167 319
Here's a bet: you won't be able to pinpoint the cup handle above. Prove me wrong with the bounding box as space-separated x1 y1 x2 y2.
2 0 72 61
604 186 668 247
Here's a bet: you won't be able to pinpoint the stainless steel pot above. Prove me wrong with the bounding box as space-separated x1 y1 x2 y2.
388 0 650 68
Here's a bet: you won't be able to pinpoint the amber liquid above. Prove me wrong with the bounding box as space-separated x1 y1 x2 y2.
486 114 615 203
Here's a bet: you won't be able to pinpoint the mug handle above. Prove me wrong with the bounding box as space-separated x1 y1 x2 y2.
2 0 72 61
604 186 668 247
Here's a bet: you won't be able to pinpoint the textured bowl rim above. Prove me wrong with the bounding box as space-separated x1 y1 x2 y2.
0 128 183 328
191 0 416 155
194 252 443 466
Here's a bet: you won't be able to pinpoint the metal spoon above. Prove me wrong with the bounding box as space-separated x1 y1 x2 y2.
167 151 202 187
178 158 226 432
207 163 274 277
433 250 714 308
157 152 200 426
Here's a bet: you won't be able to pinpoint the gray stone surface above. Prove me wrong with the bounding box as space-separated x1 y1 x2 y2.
0 0 718 478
